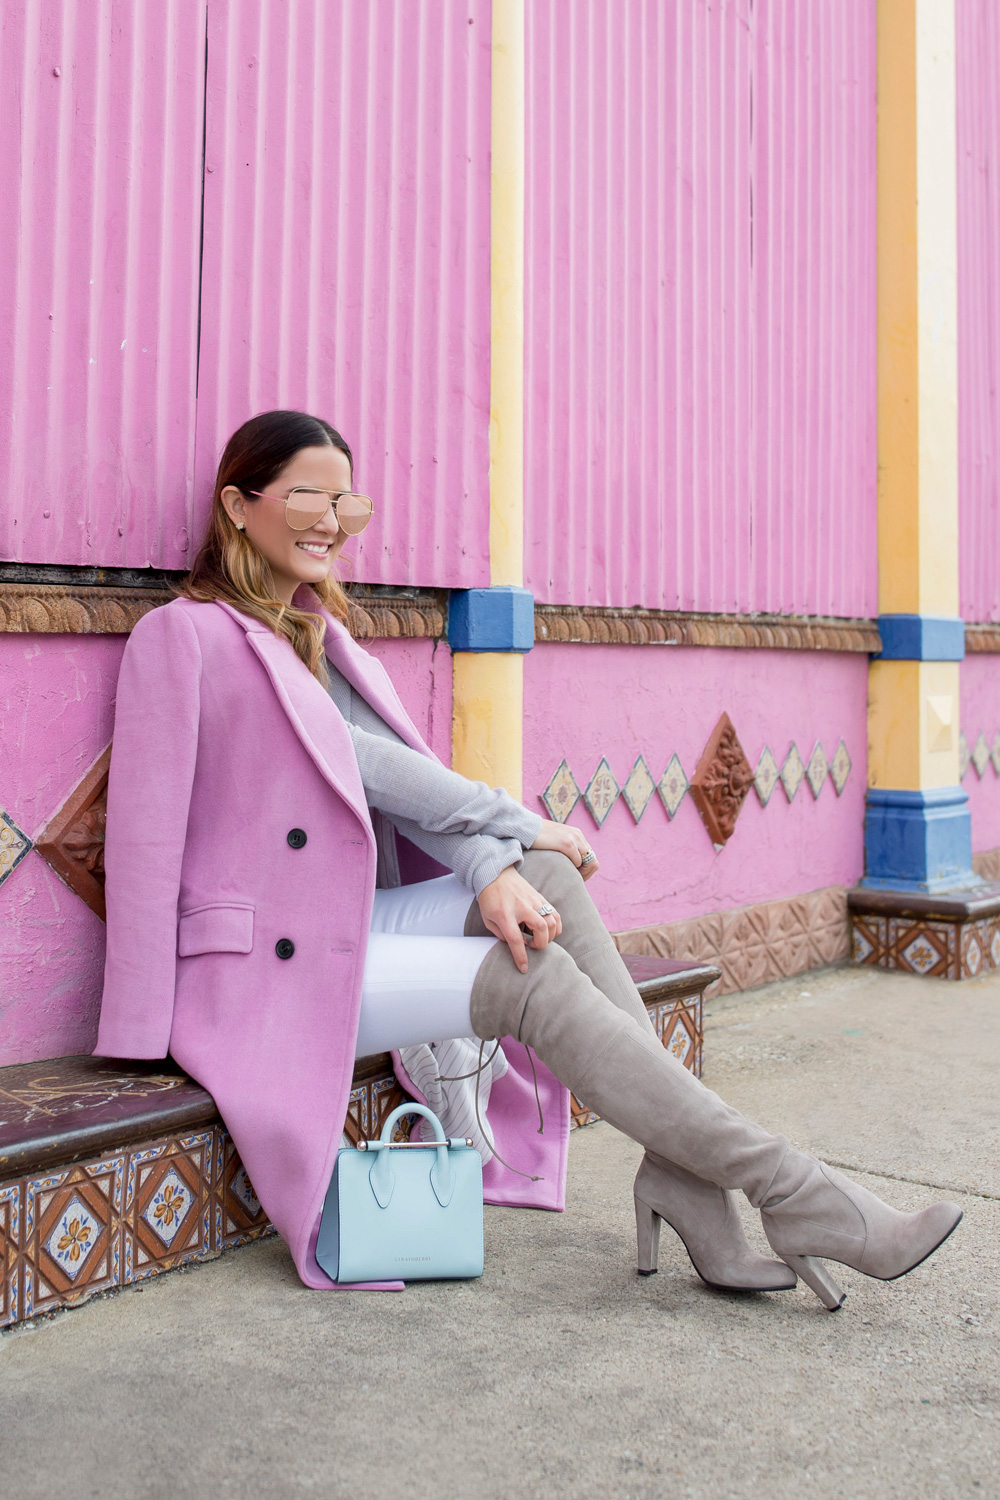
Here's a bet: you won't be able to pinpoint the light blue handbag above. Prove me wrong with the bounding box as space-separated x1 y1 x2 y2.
315 1103 484 1283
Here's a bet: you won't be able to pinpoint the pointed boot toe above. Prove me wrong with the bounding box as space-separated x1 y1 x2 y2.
760 1160 963 1309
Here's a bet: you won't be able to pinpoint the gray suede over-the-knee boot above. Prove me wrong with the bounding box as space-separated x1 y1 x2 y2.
466 850 795 1293
470 937 962 1310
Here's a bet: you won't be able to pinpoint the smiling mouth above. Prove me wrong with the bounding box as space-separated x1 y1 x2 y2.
295 541 332 557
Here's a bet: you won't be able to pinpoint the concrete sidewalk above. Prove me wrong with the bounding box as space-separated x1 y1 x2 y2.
2 965 997 1499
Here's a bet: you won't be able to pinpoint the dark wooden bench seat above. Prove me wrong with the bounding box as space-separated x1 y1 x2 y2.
0 954 718 1329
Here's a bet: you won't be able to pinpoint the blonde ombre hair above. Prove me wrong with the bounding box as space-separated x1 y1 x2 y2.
180 411 354 682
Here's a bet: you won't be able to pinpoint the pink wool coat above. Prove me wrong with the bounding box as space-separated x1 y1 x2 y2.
95 591 569 1289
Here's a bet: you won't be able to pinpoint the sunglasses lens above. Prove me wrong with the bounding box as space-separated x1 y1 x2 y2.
335 494 373 535
284 490 332 530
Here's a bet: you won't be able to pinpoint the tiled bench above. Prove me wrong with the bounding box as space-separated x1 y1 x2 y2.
0 954 718 1329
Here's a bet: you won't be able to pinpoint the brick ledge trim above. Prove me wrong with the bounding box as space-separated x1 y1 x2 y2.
614 885 849 997
0 581 446 641
1 577 878 652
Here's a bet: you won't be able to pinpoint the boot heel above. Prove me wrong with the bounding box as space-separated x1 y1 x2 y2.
635 1194 662 1276
782 1255 846 1311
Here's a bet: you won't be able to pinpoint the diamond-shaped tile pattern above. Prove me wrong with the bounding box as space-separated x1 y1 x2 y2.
45 1196 100 1282
972 731 990 779
806 742 828 799
829 739 852 796
0 809 32 889
583 758 620 828
621 756 655 822
657 755 689 819
754 747 780 807
540 759 581 824
780 744 806 802
141 1168 193 1248
688 714 754 847
992 734 1000 777
34 746 111 920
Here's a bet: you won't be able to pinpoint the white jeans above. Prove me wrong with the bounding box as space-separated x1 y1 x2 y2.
354 875 499 1057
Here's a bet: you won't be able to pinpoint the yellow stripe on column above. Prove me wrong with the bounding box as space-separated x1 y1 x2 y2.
451 0 526 799
452 653 524 800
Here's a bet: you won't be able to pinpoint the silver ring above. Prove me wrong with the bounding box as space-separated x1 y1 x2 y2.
580 850 596 865
536 903 556 917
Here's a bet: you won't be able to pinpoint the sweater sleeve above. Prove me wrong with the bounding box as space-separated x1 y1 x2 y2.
345 722 543 895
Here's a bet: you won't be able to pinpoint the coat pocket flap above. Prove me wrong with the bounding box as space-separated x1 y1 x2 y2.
178 903 255 957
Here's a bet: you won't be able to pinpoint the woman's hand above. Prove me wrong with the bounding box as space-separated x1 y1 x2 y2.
476 865 563 974
529 820 600 880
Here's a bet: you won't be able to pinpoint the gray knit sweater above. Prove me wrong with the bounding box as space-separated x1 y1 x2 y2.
324 660 542 896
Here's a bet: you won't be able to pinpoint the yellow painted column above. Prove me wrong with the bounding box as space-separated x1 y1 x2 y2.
450 0 527 797
866 0 971 888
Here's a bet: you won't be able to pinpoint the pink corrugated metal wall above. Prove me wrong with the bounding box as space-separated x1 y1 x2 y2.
0 0 206 568
195 0 492 589
524 0 877 616
0 0 490 584
957 0 1000 624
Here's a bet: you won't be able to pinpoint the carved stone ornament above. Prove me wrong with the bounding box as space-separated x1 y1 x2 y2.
35 747 111 921
688 713 754 847
534 605 881 654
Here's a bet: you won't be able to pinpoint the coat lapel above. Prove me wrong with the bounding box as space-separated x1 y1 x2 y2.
213 600 374 831
297 590 436 758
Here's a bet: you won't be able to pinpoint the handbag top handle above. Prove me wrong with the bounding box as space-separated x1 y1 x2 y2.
365 1103 460 1209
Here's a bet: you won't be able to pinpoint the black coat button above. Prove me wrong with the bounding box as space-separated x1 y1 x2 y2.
275 938 295 960
287 828 307 849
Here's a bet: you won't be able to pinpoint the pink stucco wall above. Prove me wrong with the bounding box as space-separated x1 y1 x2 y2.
0 634 125 1065
523 644 869 933
0 630 450 1068
524 0 877 615
961 654 1000 853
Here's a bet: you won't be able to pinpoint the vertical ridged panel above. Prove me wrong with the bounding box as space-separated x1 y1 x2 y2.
0 0 206 567
957 0 1000 622
751 0 877 618
524 0 877 616
194 0 491 589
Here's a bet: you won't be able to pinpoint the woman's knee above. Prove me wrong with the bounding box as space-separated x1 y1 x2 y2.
520 847 586 898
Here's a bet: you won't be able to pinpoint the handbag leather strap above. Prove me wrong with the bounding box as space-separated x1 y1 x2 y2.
368 1103 455 1209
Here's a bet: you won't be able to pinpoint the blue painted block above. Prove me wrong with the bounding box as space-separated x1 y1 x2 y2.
447 587 535 653
860 786 978 892
875 614 965 661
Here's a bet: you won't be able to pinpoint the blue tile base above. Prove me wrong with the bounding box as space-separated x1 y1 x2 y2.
861 786 981 893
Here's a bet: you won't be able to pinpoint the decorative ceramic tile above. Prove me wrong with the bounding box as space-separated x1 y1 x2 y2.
972 732 990 779
664 1017 693 1066
688 714 754 847
141 1168 193 1249
992 734 1000 777
991 927 1000 969
1 1183 21 1328
0 809 32 888
216 1132 272 1250
965 932 983 977
540 760 581 824
851 925 875 963
583 758 620 828
754 747 780 807
959 731 970 781
780 744 806 802
44 1196 100 1281
34 747 110 920
125 1136 210 1280
26 1157 122 1317
657 754 689 819
829 739 852 796
805 743 829 799
621 756 656 822
900 932 942 975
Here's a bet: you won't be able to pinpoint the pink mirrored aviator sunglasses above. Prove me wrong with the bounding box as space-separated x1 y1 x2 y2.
245 486 374 535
